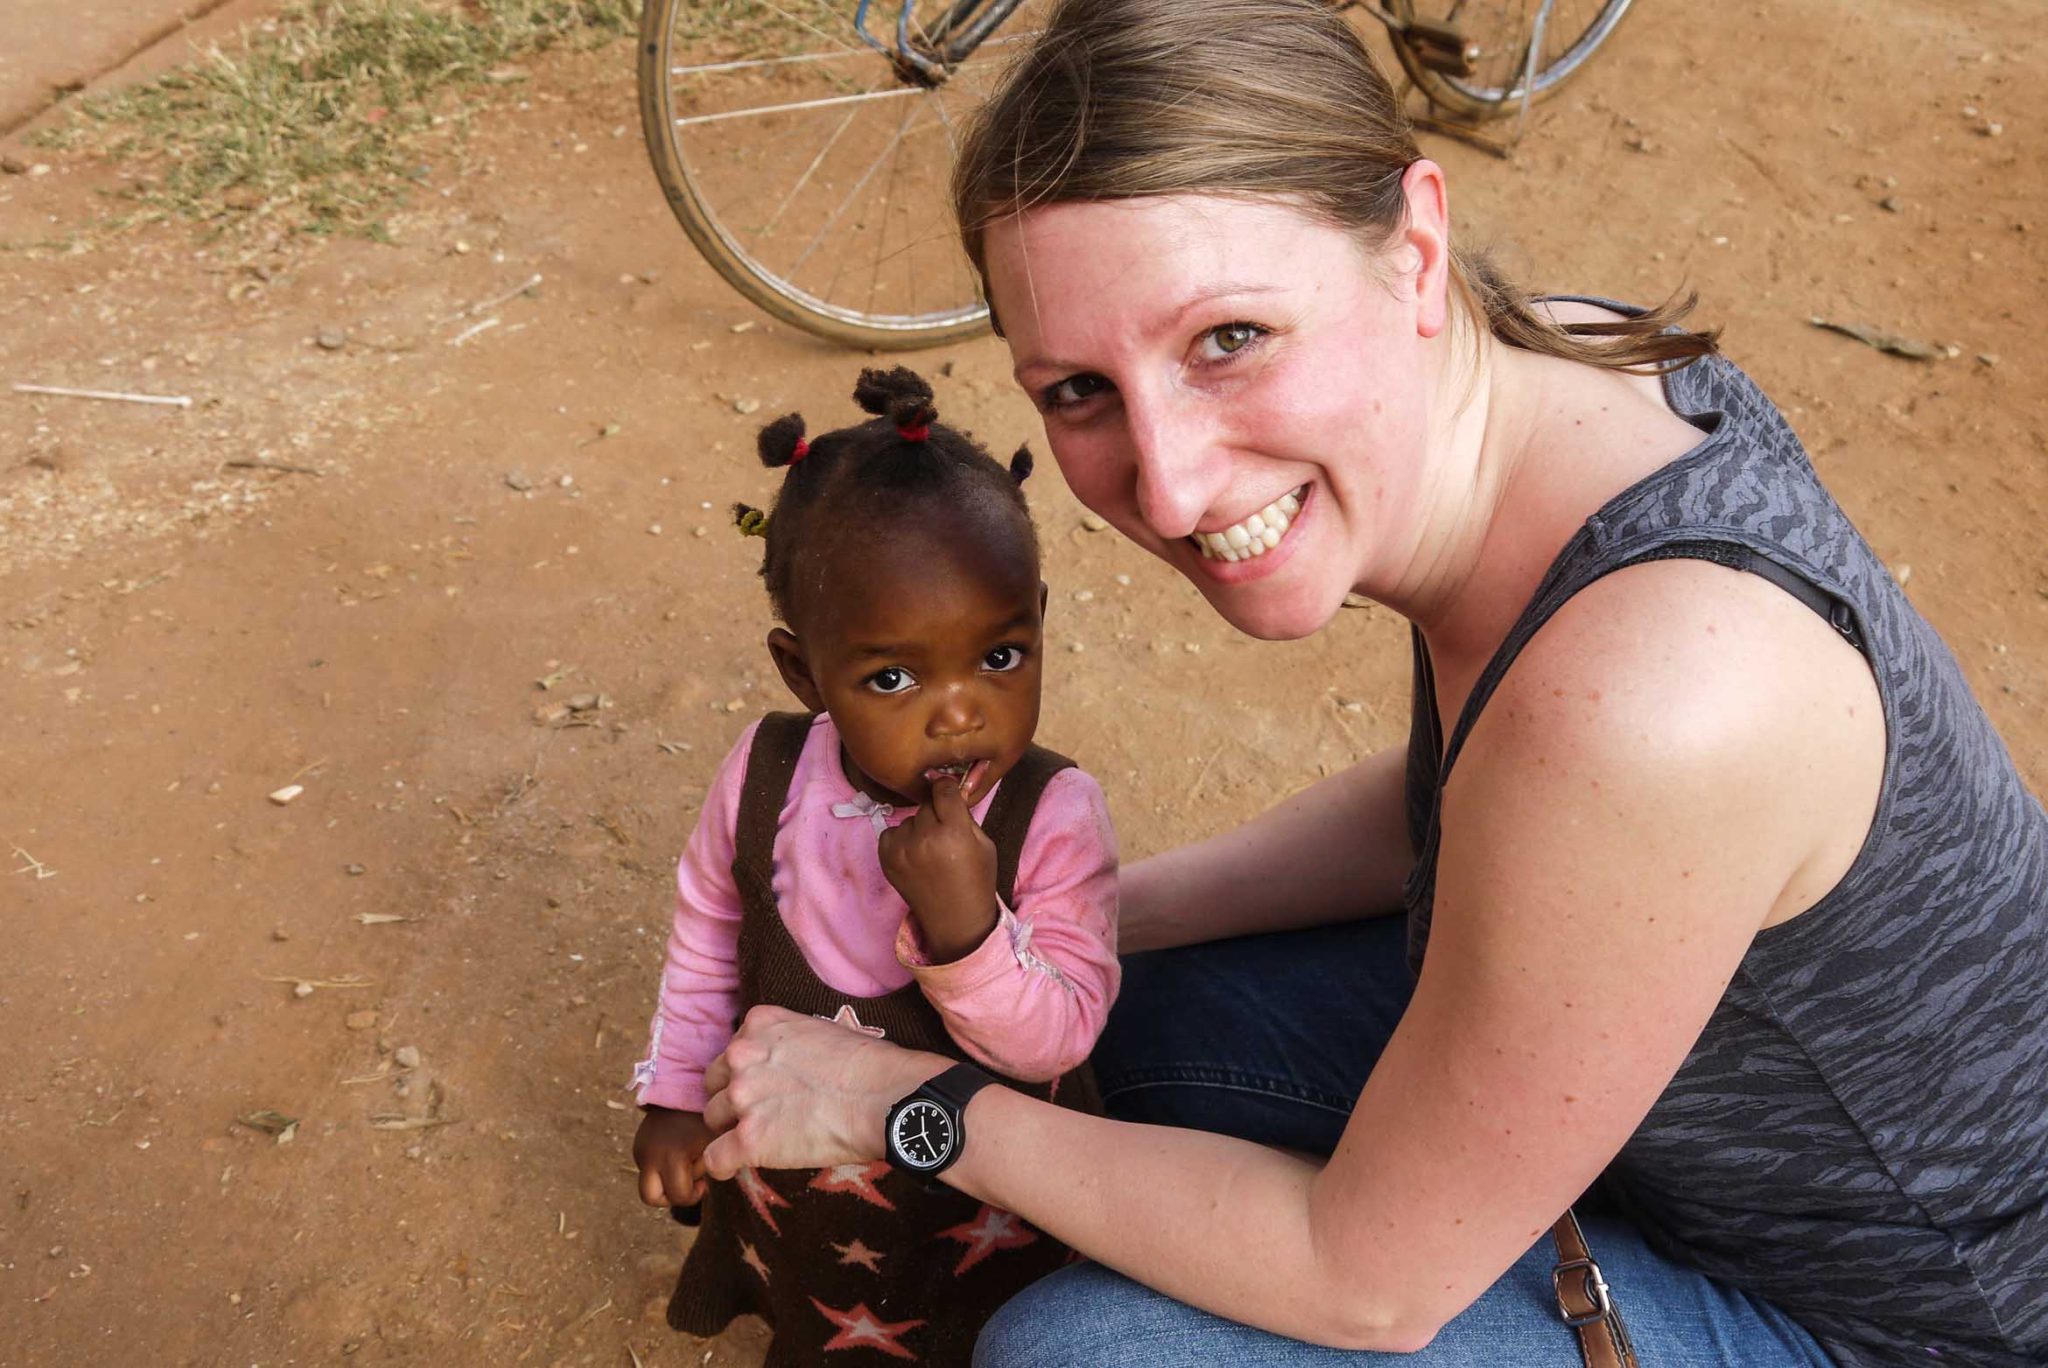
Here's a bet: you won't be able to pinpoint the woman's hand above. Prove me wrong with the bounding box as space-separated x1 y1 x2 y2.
699 1005 951 1179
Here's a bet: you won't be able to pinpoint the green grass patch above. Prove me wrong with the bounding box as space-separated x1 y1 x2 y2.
43 0 639 239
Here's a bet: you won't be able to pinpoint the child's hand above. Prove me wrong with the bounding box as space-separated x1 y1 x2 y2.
879 774 999 962
634 1106 715 1208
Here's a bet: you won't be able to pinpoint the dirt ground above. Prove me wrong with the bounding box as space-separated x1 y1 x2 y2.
1 1 2043 1364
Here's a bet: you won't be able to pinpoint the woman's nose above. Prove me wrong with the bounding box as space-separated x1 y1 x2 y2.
1125 389 1224 541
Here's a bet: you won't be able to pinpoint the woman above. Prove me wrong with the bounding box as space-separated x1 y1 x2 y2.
691 1 2048 1363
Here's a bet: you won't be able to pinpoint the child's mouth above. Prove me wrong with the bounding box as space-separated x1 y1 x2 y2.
922 758 990 800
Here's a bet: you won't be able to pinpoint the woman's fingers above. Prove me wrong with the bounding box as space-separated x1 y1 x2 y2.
703 1083 738 1135
702 1050 731 1101
701 1128 743 1182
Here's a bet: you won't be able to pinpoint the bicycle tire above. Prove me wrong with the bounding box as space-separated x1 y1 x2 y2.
1390 0 1634 123
638 1 1038 351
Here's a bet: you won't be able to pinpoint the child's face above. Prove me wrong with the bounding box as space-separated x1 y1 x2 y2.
769 528 1045 809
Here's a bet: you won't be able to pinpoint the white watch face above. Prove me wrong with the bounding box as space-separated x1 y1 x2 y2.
890 1098 955 1170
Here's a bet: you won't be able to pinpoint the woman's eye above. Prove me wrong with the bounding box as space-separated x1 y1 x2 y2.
867 667 915 694
1042 373 1110 410
1201 322 1266 360
983 646 1025 673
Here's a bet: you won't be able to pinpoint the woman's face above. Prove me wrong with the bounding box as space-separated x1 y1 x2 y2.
987 184 1454 641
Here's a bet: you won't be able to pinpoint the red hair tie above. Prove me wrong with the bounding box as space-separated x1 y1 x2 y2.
789 437 810 463
896 423 930 443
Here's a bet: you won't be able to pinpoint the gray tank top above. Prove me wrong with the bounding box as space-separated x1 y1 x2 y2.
1401 336 2048 1366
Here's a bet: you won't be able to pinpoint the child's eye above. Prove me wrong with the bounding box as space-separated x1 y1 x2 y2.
1198 322 1267 362
983 646 1026 673
866 666 916 694
1041 373 1110 411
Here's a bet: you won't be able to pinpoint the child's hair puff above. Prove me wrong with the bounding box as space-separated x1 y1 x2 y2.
732 367 1038 622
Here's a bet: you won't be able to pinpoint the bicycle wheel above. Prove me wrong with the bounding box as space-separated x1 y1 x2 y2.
1389 0 1634 123
639 1 1048 350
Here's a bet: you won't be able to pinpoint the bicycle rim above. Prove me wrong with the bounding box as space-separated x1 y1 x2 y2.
639 0 1046 350
1391 0 1634 122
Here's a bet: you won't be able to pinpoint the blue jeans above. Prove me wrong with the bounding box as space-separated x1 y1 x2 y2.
974 916 1833 1366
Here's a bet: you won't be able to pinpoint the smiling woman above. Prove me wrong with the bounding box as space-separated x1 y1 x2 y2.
693 2 2048 1366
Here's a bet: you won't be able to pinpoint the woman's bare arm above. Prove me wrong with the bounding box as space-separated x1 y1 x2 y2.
704 563 1882 1348
1118 743 1414 952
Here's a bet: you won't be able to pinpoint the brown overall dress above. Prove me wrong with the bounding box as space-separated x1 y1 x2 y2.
668 712 1101 1366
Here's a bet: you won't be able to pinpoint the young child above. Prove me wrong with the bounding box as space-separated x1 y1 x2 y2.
629 367 1119 1366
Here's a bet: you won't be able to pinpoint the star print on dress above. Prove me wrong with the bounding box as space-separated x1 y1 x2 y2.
832 1238 886 1272
940 1203 1038 1276
810 1298 925 1359
737 1165 791 1235
814 1003 887 1039
807 1160 898 1210
740 1240 771 1285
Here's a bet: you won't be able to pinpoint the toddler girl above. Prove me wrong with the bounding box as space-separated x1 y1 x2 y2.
629 367 1119 1366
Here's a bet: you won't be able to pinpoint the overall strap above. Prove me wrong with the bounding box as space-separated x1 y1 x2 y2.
732 712 816 891
978 745 1075 908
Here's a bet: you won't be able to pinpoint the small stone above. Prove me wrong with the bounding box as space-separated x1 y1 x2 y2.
1183 642 1201 654
345 1010 379 1031
1976 352 1999 367
557 474 574 489
454 240 472 255
268 784 304 806
47 1246 63 1259
1894 564 1913 586
394 1046 422 1069
1079 512 1109 532
271 927 291 942
730 320 756 334
564 692 601 712
646 523 662 536
733 398 761 415
1068 642 1085 654
504 473 532 491
315 328 347 351
27 163 50 178
693 526 708 538
1072 589 1094 602
1114 574 1131 586
1 155 28 175
292 981 315 999
345 863 366 876
721 698 745 714
1879 195 1902 213
1962 104 1980 118
1984 122 2004 137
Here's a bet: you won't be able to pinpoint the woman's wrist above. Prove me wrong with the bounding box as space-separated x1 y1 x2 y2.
848 1043 954 1156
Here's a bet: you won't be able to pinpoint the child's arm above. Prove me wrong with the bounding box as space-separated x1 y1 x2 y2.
630 723 756 1118
886 768 1118 1082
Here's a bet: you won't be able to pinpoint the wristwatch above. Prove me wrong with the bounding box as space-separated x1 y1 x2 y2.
884 1062 998 1186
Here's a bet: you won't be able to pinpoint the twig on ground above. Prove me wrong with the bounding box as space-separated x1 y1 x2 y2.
13 383 192 408
223 459 322 476
11 846 57 880
444 272 543 323
448 317 501 347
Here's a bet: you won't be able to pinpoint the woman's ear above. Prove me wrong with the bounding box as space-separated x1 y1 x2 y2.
1398 158 1453 341
767 628 825 713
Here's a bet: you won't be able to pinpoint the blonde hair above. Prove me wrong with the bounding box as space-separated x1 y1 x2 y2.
953 0 1715 372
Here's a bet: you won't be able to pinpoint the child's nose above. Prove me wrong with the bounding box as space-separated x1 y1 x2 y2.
927 688 983 738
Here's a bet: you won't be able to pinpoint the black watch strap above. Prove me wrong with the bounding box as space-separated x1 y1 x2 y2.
920 1062 998 1114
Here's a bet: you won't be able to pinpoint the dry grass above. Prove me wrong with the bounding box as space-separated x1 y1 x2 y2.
32 0 639 239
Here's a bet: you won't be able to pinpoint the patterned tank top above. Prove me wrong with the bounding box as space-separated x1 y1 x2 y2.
1401 332 2048 1367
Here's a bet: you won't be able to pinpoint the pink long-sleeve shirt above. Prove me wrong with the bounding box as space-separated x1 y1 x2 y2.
632 713 1119 1112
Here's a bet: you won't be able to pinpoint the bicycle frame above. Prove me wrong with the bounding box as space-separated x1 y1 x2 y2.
852 0 1030 83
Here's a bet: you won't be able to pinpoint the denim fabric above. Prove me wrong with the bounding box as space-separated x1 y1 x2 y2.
974 916 1835 1367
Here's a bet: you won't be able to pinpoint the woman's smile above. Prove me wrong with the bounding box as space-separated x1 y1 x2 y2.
1188 484 1308 565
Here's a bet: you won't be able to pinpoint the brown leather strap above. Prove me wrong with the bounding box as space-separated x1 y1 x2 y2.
1551 1209 1640 1368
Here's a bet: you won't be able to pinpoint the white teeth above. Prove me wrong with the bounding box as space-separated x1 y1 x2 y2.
1191 486 1306 563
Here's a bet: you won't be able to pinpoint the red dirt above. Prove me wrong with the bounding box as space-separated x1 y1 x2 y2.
0 2 2042 1363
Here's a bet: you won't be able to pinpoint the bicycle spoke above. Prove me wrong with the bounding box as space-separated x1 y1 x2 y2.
674 85 921 129
795 96 922 285
759 105 865 238
672 48 872 78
